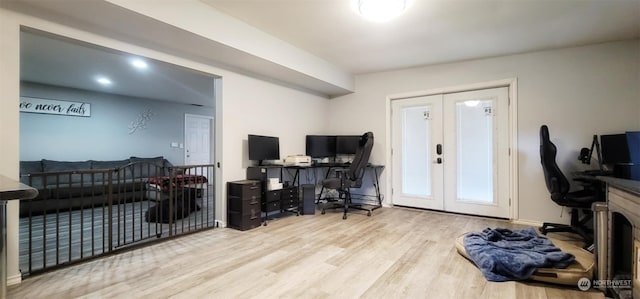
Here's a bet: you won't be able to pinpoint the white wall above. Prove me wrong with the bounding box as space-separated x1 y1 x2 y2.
0 7 329 284
0 6 22 288
328 40 640 224
221 71 329 182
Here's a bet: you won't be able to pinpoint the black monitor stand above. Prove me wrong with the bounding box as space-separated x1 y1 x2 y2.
580 135 604 171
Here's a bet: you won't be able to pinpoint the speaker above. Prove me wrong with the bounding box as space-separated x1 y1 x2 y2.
301 184 316 215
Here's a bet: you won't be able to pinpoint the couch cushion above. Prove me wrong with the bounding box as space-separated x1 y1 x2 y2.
91 159 133 181
129 156 166 178
20 160 43 175
43 159 91 172
50 184 109 199
42 160 92 184
91 159 130 170
20 160 44 188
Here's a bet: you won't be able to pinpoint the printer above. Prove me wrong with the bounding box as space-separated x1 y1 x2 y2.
284 155 312 166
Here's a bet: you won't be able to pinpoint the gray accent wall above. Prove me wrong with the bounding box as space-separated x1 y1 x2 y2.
20 82 214 165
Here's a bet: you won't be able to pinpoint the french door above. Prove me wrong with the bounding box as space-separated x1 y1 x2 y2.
391 87 510 218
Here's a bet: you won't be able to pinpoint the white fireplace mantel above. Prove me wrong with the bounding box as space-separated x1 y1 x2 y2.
598 176 640 299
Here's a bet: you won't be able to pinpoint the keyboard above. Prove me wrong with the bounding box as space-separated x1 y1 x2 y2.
314 162 351 167
581 170 613 176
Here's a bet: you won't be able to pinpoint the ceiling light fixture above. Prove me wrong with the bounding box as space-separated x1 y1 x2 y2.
357 0 407 22
96 76 112 86
130 58 148 69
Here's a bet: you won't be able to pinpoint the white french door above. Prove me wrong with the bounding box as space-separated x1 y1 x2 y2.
391 95 444 210
391 87 510 218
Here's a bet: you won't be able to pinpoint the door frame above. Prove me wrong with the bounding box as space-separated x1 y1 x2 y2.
385 78 519 220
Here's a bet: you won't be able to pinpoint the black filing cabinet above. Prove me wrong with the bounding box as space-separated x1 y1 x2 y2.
227 180 262 231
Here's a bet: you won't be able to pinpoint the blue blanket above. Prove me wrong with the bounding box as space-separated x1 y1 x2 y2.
463 227 575 282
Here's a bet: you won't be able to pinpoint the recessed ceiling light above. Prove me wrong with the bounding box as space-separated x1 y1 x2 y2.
356 0 408 22
130 58 148 69
96 76 112 86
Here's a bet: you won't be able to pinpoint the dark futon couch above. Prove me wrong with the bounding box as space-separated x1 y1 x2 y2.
19 156 174 217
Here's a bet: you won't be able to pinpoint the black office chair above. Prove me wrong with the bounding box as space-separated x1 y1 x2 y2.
321 132 374 220
539 125 602 245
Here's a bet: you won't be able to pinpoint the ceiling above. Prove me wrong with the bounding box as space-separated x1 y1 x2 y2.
14 0 640 102
203 0 640 74
20 30 217 107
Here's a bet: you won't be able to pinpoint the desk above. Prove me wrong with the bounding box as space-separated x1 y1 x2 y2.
572 170 608 197
283 164 384 207
0 175 38 299
246 164 384 220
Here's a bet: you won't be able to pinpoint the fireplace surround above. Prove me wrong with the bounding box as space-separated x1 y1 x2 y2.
598 177 640 299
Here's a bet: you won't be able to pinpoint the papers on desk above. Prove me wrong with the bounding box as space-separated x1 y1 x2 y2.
267 178 283 190
284 155 311 166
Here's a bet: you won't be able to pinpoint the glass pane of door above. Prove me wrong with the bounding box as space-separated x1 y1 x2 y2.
402 106 431 197
455 99 494 203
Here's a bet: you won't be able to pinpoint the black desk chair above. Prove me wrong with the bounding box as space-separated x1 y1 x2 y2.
539 125 602 245
321 132 374 220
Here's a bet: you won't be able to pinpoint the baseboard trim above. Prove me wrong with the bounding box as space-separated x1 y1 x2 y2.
511 218 543 227
7 273 22 286
216 220 227 228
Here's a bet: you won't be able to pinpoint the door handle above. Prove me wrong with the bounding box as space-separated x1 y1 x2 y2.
435 158 442 164
436 144 442 155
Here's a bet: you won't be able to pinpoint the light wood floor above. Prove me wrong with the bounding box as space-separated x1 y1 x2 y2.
20 195 216 274
8 207 605 299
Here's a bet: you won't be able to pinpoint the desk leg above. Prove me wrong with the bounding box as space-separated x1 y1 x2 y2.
292 169 300 187
372 167 383 210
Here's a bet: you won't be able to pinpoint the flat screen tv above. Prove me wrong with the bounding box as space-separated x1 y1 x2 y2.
248 134 280 165
305 135 336 158
336 135 361 155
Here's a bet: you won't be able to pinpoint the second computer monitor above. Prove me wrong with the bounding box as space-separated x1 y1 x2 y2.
306 135 336 158
336 135 361 155
600 134 631 165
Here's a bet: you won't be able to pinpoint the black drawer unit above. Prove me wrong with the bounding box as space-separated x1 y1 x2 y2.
227 180 262 231
265 189 281 203
281 186 299 210
246 166 300 225
263 200 281 213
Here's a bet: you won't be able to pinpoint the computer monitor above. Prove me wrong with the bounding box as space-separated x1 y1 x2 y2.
336 135 361 155
627 131 640 163
600 134 631 165
626 131 640 181
248 134 280 165
305 135 336 158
